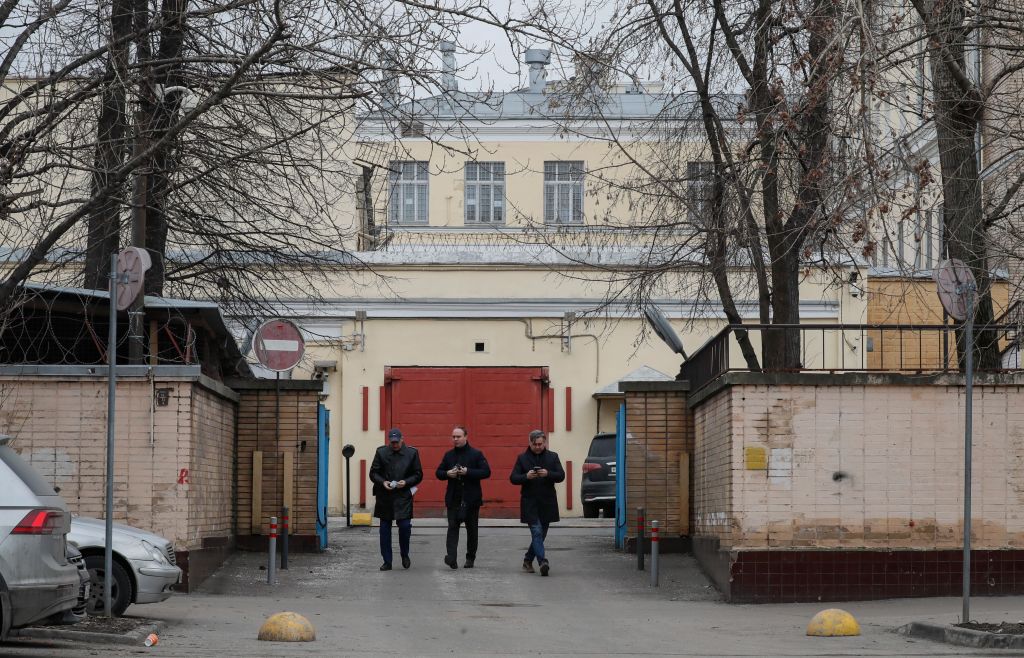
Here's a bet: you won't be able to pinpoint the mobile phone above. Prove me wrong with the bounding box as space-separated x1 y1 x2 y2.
531 466 542 472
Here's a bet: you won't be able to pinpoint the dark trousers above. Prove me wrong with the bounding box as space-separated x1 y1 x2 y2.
446 504 480 561
524 520 550 563
379 519 412 564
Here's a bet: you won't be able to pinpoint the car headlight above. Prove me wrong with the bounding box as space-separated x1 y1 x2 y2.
141 540 170 564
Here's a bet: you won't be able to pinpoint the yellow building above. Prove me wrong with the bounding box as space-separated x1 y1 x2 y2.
289 48 868 518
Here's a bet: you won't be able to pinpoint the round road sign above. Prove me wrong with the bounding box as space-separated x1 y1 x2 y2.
933 259 977 322
253 319 305 372
115 247 152 311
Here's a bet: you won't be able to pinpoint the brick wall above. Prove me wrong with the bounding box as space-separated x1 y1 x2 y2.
693 378 1024 552
188 386 236 546
693 387 732 543
235 386 320 538
866 277 1010 369
623 384 692 540
0 375 236 552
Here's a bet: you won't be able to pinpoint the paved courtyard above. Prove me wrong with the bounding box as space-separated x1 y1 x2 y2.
6 520 1024 656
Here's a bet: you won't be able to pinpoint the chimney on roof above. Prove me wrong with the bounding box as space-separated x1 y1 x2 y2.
440 41 458 92
524 48 551 94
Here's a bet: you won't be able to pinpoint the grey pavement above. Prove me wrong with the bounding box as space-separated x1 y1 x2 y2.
5 521 1024 657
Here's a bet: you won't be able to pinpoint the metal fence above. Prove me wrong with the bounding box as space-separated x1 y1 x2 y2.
680 322 1022 393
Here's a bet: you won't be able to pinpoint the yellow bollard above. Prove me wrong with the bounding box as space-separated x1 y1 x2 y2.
806 608 861 637
257 612 316 642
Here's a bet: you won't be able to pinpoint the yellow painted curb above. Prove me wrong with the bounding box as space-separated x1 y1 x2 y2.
806 608 861 637
257 611 316 642
352 512 372 526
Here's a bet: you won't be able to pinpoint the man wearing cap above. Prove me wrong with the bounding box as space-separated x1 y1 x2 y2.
370 428 423 571
510 429 564 576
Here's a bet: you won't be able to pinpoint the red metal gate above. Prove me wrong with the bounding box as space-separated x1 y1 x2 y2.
383 367 548 517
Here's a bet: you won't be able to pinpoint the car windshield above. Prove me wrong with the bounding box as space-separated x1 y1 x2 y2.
588 435 615 458
0 445 58 496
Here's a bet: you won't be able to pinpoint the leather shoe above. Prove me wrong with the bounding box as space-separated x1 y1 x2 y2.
539 560 550 576
379 563 392 571
444 555 458 569
522 560 535 573
401 555 411 569
463 558 474 569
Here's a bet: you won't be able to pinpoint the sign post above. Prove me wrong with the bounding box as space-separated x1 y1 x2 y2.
934 259 978 623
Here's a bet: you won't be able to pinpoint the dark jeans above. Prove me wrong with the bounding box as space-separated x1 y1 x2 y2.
379 519 412 564
446 504 480 560
523 520 549 564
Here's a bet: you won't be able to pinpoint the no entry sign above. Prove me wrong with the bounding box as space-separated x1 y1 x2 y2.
253 319 305 372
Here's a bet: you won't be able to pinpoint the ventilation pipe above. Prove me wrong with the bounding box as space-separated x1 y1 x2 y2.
525 48 551 93
440 41 458 92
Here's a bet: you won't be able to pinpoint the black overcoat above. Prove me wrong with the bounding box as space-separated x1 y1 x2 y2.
434 443 491 508
369 444 423 521
509 448 565 524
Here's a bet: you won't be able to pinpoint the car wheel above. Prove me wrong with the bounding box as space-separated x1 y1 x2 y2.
84 555 132 616
582 503 599 518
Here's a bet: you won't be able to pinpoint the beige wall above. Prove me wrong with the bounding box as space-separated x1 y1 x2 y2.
694 380 1024 551
0 374 236 551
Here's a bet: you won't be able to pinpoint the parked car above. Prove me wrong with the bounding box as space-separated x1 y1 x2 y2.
45 545 90 625
0 436 80 639
68 517 181 616
580 432 617 518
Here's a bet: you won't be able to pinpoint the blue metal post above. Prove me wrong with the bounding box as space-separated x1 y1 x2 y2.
615 403 627 549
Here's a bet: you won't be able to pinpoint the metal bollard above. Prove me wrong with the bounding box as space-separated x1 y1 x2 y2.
637 507 645 571
281 506 289 570
268 516 277 585
650 520 660 587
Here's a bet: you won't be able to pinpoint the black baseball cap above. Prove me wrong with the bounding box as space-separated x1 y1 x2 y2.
387 428 403 442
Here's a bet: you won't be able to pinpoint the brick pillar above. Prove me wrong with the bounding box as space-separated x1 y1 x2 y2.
620 381 692 551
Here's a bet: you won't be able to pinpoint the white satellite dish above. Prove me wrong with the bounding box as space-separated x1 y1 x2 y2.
933 259 977 322
643 305 687 358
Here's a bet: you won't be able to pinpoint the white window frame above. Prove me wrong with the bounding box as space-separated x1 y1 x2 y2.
388 161 429 225
465 162 506 224
544 161 585 225
687 161 716 221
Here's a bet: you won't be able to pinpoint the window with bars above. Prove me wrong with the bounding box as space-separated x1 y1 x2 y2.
465 162 505 224
544 161 584 225
687 161 716 221
388 161 429 224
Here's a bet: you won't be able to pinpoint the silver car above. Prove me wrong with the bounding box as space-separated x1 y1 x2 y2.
68 517 181 616
0 436 80 639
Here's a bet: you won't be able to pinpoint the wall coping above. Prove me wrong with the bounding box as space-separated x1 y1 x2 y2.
620 380 690 393
223 377 323 392
0 365 240 403
688 370 1024 409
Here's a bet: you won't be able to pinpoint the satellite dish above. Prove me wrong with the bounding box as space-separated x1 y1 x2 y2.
643 305 687 358
933 259 977 322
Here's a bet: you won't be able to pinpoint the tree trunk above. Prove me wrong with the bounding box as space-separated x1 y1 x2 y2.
926 0 1001 369
81 0 133 290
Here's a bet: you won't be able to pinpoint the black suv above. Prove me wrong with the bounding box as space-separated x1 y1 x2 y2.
580 433 616 518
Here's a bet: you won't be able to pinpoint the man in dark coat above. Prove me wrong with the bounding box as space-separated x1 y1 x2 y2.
435 425 491 569
370 428 423 571
509 429 565 576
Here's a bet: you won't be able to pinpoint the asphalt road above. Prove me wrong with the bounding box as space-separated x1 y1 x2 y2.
5 521 1024 657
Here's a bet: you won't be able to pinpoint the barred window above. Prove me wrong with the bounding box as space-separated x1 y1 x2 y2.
465 162 505 224
687 161 716 221
388 161 429 224
544 161 584 224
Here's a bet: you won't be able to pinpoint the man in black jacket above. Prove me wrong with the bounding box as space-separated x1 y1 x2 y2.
369 428 423 571
509 429 565 576
435 425 491 569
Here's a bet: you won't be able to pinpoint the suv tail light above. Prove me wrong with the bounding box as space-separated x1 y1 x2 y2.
581 463 602 474
12 509 65 535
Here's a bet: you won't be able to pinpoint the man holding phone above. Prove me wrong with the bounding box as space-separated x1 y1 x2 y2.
510 429 565 576
435 425 491 569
